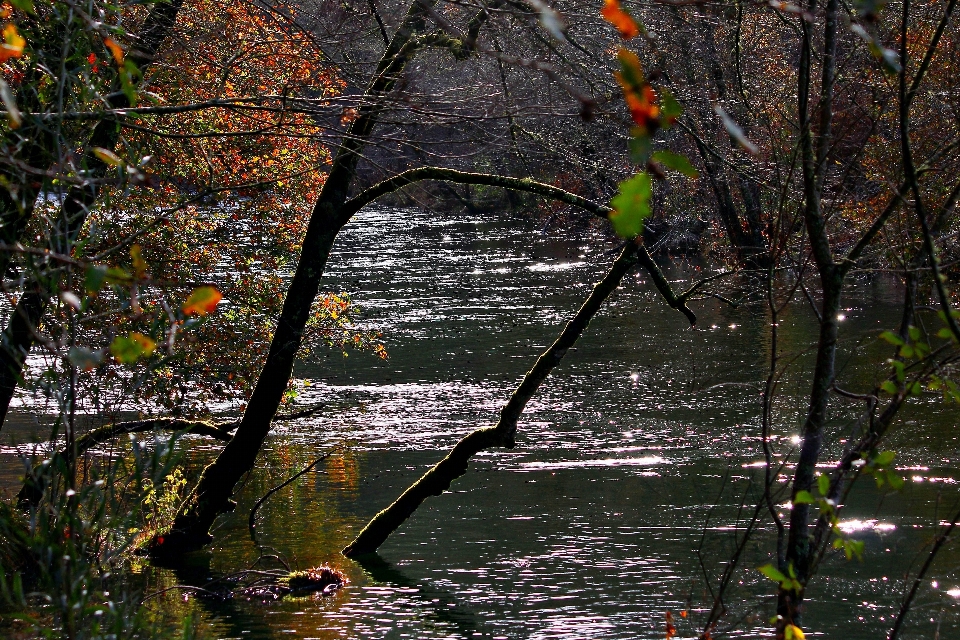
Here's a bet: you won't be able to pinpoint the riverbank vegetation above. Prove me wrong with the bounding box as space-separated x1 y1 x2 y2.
0 0 958 637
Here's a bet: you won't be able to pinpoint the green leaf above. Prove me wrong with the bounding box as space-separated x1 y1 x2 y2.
110 332 156 364
938 327 955 340
844 539 865 561
872 450 896 467
616 48 645 88
793 490 816 504
609 172 652 239
0 78 21 129
817 474 830 496
908 381 923 396
758 564 786 583
879 330 904 346
85 265 108 293
651 150 699 178
628 135 652 165
105 267 132 285
879 380 898 395
886 470 904 490
851 23 901 74
8 0 35 14
659 88 682 124
908 325 921 341
120 60 141 106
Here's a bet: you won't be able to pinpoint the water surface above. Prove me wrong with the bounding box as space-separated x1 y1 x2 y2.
4 206 959 639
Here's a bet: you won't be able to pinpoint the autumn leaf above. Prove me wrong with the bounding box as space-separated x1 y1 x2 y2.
104 37 124 65
784 624 805 640
340 107 358 125
0 22 24 63
609 172 652 239
130 244 147 278
665 610 676 639
601 0 640 39
111 332 156 364
615 49 660 132
625 84 659 130
183 286 222 316
93 147 123 166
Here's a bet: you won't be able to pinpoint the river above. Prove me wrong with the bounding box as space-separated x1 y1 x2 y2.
3 205 959 639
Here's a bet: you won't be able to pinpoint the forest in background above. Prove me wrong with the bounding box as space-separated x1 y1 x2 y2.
0 0 957 637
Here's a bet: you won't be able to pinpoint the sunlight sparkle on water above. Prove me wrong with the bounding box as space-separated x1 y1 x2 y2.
528 261 585 272
519 456 667 471
837 519 896 534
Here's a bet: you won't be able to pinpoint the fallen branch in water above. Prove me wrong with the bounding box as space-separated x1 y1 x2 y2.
17 417 233 509
343 240 664 556
249 451 332 545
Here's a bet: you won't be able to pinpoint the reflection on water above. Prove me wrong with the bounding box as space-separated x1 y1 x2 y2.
3 206 960 638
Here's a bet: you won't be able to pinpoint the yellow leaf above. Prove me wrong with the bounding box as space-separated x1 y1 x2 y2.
93 147 122 166
785 624 805 640
182 286 222 316
130 244 147 278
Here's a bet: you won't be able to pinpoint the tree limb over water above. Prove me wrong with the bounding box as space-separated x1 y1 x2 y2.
343 237 693 557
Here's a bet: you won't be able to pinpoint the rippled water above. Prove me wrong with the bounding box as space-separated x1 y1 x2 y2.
4 206 960 639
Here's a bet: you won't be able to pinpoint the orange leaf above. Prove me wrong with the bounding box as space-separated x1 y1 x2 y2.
601 0 640 39
624 84 660 130
340 107 357 125
104 37 123 65
183 286 222 316
0 23 24 63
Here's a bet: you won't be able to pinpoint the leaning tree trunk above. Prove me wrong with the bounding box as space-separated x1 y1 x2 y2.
150 0 443 555
342 239 688 556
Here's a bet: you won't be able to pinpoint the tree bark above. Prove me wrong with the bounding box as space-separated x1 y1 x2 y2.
776 0 840 627
151 0 444 555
